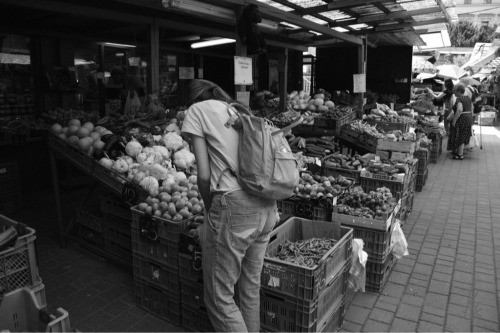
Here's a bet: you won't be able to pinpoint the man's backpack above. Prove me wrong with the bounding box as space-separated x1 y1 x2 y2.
467 86 482 114
215 103 301 201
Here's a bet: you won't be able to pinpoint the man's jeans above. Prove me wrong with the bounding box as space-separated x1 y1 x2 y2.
198 190 277 332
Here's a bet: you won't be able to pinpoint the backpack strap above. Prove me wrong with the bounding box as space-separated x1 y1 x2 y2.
210 146 238 189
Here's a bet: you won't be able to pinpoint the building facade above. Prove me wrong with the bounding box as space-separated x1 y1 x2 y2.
455 0 500 26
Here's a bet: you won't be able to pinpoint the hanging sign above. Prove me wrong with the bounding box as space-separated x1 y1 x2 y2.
236 91 250 106
353 74 366 93
234 56 253 85
179 67 194 80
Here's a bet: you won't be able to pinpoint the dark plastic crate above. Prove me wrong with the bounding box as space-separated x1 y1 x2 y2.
261 217 352 301
181 304 214 332
100 193 131 221
131 225 179 269
0 215 41 298
180 280 205 310
314 111 356 136
75 208 103 233
93 163 127 194
276 199 296 222
359 176 407 201
321 166 360 184
365 119 410 133
365 253 396 292
260 266 349 332
178 252 203 283
103 214 131 261
131 206 194 243
319 301 346 333
277 199 333 222
352 226 392 264
133 277 181 326
428 136 443 163
77 225 105 249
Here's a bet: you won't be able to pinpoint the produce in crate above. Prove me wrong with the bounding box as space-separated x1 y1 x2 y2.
136 174 205 221
313 105 354 120
287 90 311 110
288 135 338 157
294 172 352 199
270 109 313 126
347 120 386 139
272 238 338 268
322 153 368 171
337 186 398 220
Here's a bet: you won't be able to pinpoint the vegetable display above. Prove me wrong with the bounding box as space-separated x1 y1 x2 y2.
294 173 353 200
337 186 398 220
322 153 368 171
346 120 387 139
272 238 338 268
288 135 338 158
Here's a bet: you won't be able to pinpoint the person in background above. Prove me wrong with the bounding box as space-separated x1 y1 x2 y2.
448 83 473 160
181 79 278 332
426 79 455 132
105 65 146 109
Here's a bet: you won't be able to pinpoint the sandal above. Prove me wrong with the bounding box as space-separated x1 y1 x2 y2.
457 155 464 160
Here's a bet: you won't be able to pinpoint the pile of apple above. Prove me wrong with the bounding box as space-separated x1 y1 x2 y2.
50 119 112 155
136 175 205 222
294 173 353 200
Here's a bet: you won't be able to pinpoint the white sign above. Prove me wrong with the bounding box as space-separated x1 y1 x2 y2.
179 67 194 80
234 56 253 85
353 74 366 93
236 91 250 106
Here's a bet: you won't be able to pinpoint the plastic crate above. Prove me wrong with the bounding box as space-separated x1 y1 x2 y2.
47 134 94 174
318 301 345 333
276 199 296 222
0 287 71 332
133 277 182 326
100 193 131 221
276 199 333 222
365 253 396 292
103 215 131 261
0 162 21 215
376 140 415 154
131 225 179 269
428 135 443 163
416 170 428 192
261 217 353 301
180 279 205 310
332 199 400 232
339 127 378 153
314 111 356 135
0 215 41 298
131 206 193 243
352 226 392 264
75 208 103 233
181 304 214 332
178 252 203 283
77 225 105 250
31 281 47 310
93 163 127 194
359 176 408 201
132 253 179 293
260 265 349 332
321 165 361 184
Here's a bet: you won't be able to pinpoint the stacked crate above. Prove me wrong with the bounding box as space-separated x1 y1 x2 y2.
414 149 429 192
178 232 214 332
100 194 133 264
428 133 443 163
260 218 353 332
0 214 45 307
130 206 190 327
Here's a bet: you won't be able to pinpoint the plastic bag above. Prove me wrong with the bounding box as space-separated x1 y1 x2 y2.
124 90 141 119
390 220 409 259
348 238 368 292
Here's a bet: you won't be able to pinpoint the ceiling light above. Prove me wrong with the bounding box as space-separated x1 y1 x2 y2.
163 0 235 22
258 19 279 30
115 53 124 57
191 38 236 49
102 42 136 48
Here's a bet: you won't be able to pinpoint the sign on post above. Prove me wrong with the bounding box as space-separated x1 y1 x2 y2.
234 56 253 85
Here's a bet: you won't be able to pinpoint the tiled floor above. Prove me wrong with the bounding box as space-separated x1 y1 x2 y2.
5 123 500 332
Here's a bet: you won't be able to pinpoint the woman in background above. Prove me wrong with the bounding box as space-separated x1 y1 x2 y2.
427 79 455 133
448 83 473 160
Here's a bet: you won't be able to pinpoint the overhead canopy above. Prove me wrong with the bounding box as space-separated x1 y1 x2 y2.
461 41 500 73
164 0 454 47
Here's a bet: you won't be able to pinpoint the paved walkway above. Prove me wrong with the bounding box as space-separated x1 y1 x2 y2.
343 124 500 332
7 123 500 332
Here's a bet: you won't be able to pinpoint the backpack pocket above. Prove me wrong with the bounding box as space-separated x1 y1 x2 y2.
272 146 299 185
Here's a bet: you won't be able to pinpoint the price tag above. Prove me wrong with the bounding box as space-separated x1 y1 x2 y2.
315 158 322 167
268 276 280 288
332 196 337 206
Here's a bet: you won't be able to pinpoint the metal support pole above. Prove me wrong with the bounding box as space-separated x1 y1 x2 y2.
49 151 66 248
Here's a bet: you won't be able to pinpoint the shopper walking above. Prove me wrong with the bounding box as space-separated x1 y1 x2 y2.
448 82 473 160
181 79 277 332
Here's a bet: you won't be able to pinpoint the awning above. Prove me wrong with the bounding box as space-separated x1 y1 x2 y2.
461 41 500 72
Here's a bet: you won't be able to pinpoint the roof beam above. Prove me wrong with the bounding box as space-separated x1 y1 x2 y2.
358 7 444 24
436 0 453 23
295 0 393 16
213 0 363 45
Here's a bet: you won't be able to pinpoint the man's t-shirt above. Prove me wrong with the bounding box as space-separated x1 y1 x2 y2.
181 100 241 193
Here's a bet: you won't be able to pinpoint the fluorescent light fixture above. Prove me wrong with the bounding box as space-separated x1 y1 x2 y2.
191 38 235 49
303 47 317 57
163 0 235 22
74 58 95 66
115 53 124 57
258 19 279 30
102 42 136 48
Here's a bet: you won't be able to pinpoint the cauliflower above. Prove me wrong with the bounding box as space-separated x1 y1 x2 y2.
162 132 184 151
181 140 190 151
165 123 181 135
173 149 195 170
152 145 170 160
172 171 187 182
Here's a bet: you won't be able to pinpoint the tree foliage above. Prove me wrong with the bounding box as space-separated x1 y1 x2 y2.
447 21 498 47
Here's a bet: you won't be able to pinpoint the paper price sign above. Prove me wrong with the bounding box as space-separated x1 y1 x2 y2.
179 67 194 80
234 56 253 85
353 74 366 93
